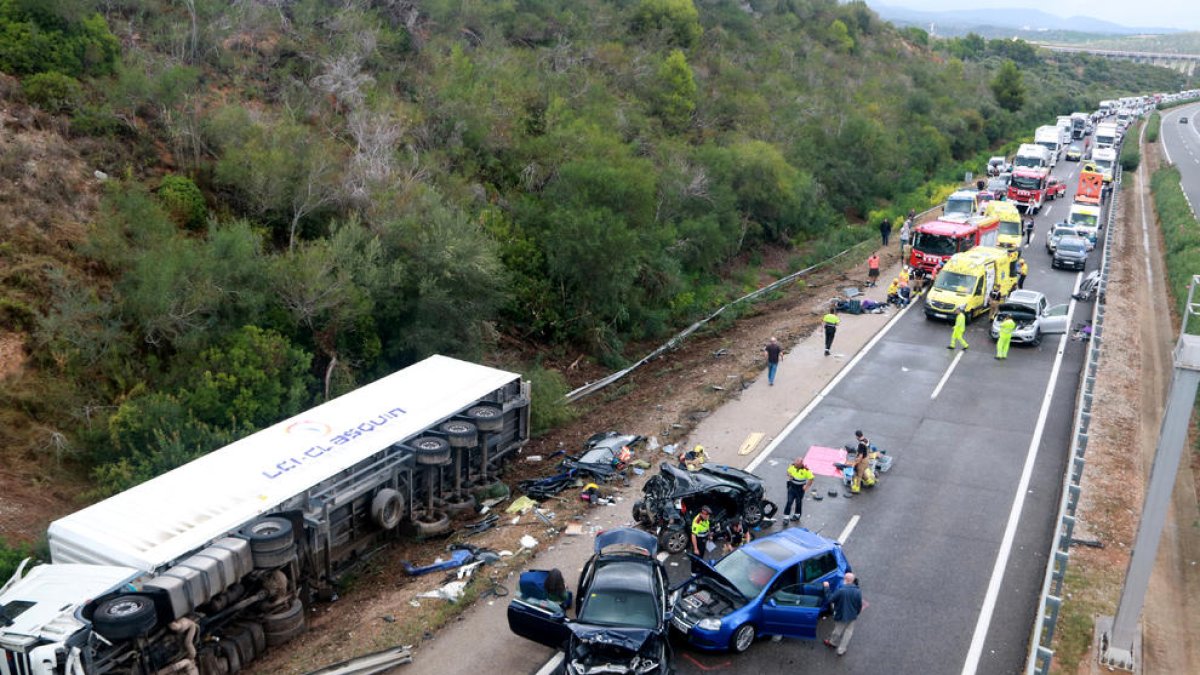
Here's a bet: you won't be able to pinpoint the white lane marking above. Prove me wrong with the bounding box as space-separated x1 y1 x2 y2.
1043 205 1053 216
960 271 1082 675
838 515 861 544
930 350 965 399
536 652 564 675
745 301 918 473
1138 121 1155 295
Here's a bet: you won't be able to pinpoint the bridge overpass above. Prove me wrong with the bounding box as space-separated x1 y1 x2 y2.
1036 44 1200 76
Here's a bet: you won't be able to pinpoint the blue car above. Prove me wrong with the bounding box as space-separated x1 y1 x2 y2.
670 528 851 653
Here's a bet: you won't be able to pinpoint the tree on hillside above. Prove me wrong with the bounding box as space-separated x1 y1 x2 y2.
630 0 702 48
991 59 1026 112
652 49 696 131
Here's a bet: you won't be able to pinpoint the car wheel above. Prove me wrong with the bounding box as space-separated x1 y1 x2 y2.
743 501 764 526
661 528 688 555
1031 331 1042 347
731 623 756 653
632 500 650 526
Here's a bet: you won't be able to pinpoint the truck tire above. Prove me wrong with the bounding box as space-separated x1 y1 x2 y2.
241 517 294 554
371 489 405 530
412 436 452 465
466 405 503 432
444 493 476 516
440 420 478 448
196 646 222 674
225 627 257 665
413 510 451 537
92 594 158 641
219 639 242 674
249 544 296 570
263 598 305 634
235 621 267 657
265 621 306 648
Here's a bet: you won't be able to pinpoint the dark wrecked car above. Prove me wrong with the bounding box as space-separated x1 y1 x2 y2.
561 432 644 480
633 463 776 554
507 528 673 675
670 528 851 653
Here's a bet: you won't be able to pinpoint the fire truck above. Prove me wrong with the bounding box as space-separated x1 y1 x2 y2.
1006 167 1050 214
908 214 1001 274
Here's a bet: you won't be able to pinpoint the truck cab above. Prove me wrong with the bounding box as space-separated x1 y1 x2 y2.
1091 147 1117 183
908 215 1000 274
1034 126 1061 165
1013 144 1050 171
1007 167 1049 214
942 189 979 221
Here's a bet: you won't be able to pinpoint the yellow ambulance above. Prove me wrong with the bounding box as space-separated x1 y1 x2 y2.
985 200 1023 252
923 246 1018 321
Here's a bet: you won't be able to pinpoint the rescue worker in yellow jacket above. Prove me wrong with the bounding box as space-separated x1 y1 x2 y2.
949 307 969 350
996 314 1016 360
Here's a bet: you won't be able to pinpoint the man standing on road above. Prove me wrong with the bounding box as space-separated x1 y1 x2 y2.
899 219 912 259
1023 217 1035 246
690 506 712 557
987 285 1002 320
866 253 880 287
949 308 969 350
996 314 1016 360
783 458 814 522
764 337 782 386
1017 257 1029 289
823 312 840 356
879 217 891 246
823 573 863 656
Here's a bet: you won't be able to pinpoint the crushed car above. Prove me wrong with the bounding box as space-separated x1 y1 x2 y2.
633 463 776 554
507 528 673 674
562 431 643 479
989 290 1070 346
670 528 851 653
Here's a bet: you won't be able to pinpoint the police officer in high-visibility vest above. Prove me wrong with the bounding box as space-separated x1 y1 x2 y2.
784 458 814 522
823 313 840 356
691 506 713 557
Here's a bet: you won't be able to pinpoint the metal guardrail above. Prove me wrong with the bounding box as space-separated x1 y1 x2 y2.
564 205 942 403
1025 164 1122 674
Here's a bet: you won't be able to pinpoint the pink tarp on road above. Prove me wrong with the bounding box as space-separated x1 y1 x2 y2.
803 445 848 478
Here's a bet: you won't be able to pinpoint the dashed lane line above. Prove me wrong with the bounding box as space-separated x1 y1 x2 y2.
931 350 965 400
838 515 861 544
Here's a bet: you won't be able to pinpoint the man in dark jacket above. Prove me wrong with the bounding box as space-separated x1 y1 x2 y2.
823 573 863 656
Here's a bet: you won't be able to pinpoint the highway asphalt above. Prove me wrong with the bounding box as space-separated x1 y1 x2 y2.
1159 101 1200 217
668 154 1101 675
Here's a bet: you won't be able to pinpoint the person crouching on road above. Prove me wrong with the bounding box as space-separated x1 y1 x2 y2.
721 518 752 554
783 458 814 522
691 506 712 558
886 278 900 305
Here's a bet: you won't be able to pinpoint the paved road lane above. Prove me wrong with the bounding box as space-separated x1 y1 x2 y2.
1160 102 1200 217
673 151 1101 675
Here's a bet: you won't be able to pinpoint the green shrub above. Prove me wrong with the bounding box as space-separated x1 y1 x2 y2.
158 175 207 230
525 364 578 436
1120 120 1142 171
1151 166 1200 317
0 6 119 77
1146 112 1161 143
21 71 80 112
0 536 41 582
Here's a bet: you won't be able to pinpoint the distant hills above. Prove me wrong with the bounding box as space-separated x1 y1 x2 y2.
868 3 1182 37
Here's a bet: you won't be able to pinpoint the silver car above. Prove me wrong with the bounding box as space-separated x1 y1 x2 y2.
990 290 1070 347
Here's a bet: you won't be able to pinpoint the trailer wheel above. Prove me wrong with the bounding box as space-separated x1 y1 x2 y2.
412 436 452 465
263 598 305 634
92 594 158 641
249 544 296 570
265 621 306 648
219 639 242 674
413 510 451 537
444 493 476 516
440 420 478 448
196 646 222 674
235 622 267 657
466 405 503 432
241 517 294 554
225 627 257 665
371 489 405 530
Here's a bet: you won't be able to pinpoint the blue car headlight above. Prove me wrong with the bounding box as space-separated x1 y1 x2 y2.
697 618 722 631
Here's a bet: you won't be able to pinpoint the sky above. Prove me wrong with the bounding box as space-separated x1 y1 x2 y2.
871 1 1200 32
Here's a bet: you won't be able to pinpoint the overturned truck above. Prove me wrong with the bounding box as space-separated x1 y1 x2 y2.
0 356 529 675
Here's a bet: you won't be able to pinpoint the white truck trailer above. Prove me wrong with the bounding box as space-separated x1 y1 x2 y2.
0 355 529 675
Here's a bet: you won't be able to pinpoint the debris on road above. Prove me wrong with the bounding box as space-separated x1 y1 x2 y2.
303 645 414 675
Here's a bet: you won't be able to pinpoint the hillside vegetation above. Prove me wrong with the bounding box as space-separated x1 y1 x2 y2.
0 0 1186 516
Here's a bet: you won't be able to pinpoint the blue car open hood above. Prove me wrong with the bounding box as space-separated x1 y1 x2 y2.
568 623 657 652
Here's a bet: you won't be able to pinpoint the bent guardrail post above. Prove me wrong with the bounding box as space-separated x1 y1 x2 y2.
1097 274 1200 671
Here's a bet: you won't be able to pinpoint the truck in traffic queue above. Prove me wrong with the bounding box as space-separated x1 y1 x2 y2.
1091 147 1117 183
1013 143 1051 171
985 200 1023 251
1034 126 1062 165
908 214 1000 274
0 356 531 675
1007 166 1050 214
1055 116 1072 144
1070 112 1088 139
924 246 1018 321
1067 203 1102 244
1094 122 1119 151
942 189 980 222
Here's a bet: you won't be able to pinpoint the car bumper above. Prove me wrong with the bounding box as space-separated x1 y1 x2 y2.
1053 257 1086 270
671 616 730 651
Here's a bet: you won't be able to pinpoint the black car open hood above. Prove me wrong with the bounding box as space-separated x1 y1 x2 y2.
568 623 657 652
652 463 763 499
